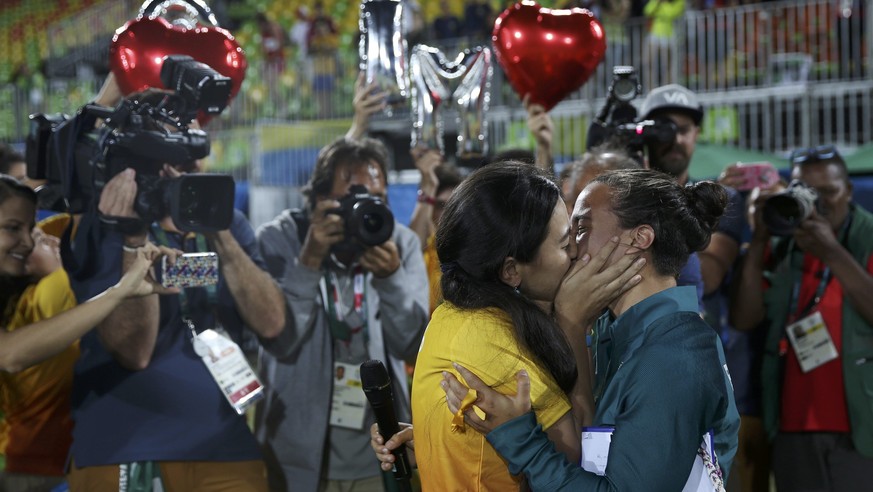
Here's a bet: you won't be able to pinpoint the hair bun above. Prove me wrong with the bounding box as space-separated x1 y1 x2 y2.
682 181 728 251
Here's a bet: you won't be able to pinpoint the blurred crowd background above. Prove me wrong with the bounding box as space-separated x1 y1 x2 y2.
0 0 870 228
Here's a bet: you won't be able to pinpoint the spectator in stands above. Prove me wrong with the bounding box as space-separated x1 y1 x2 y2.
288 6 312 85
731 145 873 492
408 146 463 315
643 0 686 87
0 145 26 183
404 0 427 48
255 137 429 492
432 0 462 41
639 83 745 314
601 0 632 67
63 85 285 491
255 12 285 74
463 0 493 42
0 175 175 491
308 1 339 118
256 11 287 108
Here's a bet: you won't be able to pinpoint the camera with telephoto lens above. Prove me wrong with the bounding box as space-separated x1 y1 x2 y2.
160 55 232 122
762 180 820 236
25 56 235 233
586 66 677 161
330 184 395 255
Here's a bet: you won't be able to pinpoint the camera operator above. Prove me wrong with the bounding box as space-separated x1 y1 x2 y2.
730 146 873 491
254 137 429 492
63 80 285 491
638 84 745 313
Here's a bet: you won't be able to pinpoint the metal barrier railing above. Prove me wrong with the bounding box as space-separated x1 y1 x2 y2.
1 0 869 152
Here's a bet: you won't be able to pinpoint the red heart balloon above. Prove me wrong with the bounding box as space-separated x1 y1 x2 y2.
492 1 606 111
109 16 247 124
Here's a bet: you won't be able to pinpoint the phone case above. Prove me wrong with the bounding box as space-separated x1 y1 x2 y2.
162 252 219 288
735 162 779 191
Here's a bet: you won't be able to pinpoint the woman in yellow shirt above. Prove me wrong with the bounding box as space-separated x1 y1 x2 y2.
0 175 175 490
411 162 644 490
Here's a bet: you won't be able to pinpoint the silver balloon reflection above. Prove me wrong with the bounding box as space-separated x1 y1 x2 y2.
139 0 219 27
410 45 492 158
359 0 409 115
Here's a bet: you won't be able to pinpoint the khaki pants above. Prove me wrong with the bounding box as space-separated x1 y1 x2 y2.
726 415 771 492
67 460 268 492
319 475 385 492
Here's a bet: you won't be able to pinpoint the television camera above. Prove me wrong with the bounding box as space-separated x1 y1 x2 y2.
586 66 677 162
25 55 234 233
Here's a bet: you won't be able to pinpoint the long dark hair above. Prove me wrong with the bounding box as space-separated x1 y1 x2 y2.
592 169 728 277
0 174 38 322
436 162 577 394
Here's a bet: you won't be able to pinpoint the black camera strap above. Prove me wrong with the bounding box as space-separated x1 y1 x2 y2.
785 208 854 323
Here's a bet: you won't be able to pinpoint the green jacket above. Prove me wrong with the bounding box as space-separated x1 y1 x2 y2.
761 204 873 457
487 286 739 491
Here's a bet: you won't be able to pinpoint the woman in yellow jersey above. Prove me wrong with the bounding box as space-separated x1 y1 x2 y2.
410 162 644 490
0 174 175 490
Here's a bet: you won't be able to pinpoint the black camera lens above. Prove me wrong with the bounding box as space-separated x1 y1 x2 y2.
762 180 818 236
351 199 393 246
613 78 638 102
362 212 384 233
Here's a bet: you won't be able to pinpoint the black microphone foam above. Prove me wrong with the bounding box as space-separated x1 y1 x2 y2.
360 359 413 490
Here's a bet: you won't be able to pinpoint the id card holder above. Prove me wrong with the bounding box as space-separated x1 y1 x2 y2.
580 426 614 475
188 320 264 415
329 362 367 430
786 311 838 373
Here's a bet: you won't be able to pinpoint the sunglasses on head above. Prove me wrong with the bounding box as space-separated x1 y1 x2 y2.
790 145 840 164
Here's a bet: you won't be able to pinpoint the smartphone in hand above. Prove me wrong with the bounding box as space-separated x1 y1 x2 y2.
161 252 219 288
734 162 780 191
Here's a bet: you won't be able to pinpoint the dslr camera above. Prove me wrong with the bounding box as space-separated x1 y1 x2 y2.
330 185 395 255
25 55 234 233
762 180 819 236
587 66 677 161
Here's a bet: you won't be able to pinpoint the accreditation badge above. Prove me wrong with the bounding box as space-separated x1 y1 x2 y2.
191 328 264 415
330 362 367 430
786 311 839 373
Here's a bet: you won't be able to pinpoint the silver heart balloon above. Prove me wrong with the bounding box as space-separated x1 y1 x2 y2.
410 45 492 158
359 0 409 115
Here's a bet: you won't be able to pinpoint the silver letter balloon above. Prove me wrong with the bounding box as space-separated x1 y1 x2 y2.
410 45 492 159
359 0 409 115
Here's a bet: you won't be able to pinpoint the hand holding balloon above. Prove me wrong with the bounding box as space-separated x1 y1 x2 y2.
347 72 389 140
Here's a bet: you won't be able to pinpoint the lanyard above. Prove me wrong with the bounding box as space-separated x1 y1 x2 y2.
786 209 853 323
324 267 367 343
151 225 218 322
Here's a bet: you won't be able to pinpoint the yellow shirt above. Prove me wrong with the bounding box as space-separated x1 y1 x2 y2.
0 268 77 475
411 303 571 491
422 234 442 315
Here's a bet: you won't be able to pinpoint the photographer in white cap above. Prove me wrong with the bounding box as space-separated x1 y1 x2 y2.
639 84 745 303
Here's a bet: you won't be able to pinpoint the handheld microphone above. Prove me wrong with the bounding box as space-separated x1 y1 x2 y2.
360 359 413 492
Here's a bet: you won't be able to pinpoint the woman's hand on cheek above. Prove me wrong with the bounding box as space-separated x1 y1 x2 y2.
554 236 645 326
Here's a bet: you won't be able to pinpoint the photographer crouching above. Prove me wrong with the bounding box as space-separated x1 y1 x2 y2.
43 66 284 490
254 137 429 491
730 146 873 490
